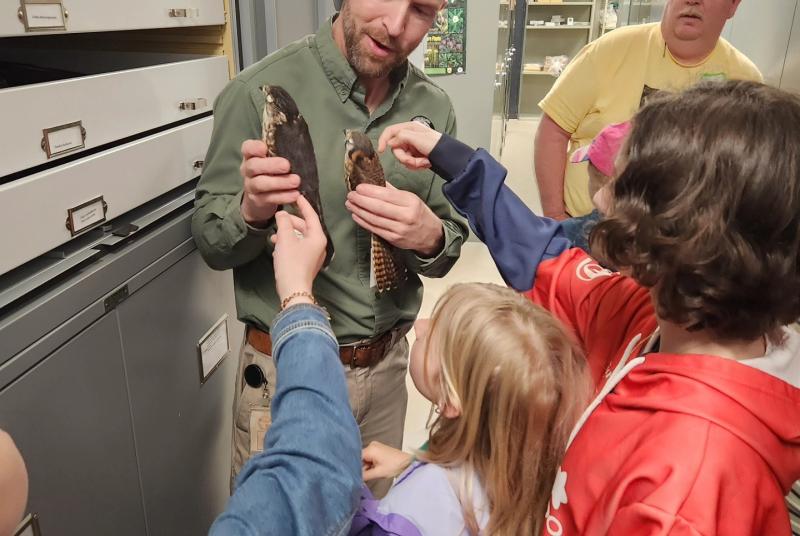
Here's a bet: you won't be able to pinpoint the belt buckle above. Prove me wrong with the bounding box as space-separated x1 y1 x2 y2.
347 340 369 369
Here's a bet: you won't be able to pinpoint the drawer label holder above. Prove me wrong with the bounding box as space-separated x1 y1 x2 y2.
18 0 67 32
198 315 230 384
66 196 108 237
168 8 200 18
41 121 86 159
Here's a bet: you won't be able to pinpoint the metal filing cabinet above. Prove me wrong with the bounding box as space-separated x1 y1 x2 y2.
0 2 233 274
0 314 148 536
117 245 239 536
0 0 225 36
0 0 242 533
0 199 243 535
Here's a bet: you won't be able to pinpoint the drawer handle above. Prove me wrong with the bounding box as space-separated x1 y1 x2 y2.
193 160 205 170
168 8 199 18
179 98 208 111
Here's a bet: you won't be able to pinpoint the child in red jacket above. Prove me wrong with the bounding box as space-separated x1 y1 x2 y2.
378 80 800 535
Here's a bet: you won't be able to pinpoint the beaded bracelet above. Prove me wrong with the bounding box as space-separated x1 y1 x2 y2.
280 291 317 310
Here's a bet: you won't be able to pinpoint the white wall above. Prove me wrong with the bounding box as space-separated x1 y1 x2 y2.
783 2 800 92
722 0 799 86
275 0 317 47
423 1 498 150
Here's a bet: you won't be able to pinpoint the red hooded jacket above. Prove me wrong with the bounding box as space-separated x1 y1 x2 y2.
430 136 800 535
527 249 800 536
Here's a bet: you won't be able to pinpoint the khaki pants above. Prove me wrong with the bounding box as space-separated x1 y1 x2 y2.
230 333 409 497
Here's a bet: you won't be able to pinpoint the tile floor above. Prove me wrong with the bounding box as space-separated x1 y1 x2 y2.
401 118 541 451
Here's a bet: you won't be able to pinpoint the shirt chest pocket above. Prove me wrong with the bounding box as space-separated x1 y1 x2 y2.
380 153 433 200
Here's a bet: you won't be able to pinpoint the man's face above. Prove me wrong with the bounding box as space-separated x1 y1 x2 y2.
662 0 741 44
341 0 443 78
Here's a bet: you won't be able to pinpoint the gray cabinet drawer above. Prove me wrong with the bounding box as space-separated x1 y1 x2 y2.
1 0 225 38
0 116 213 275
0 56 228 177
0 313 147 536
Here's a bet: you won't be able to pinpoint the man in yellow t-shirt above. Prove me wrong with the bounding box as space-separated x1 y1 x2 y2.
535 0 761 218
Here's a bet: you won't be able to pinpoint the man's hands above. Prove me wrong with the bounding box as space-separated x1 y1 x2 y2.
270 196 327 306
240 140 301 227
343 122 446 258
362 441 414 482
345 182 444 257
240 129 446 258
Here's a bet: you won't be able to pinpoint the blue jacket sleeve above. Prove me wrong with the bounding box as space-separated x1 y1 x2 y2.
210 304 361 536
429 134 572 291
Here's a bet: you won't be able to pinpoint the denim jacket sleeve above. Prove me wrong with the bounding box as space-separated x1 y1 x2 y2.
428 134 572 292
210 304 362 536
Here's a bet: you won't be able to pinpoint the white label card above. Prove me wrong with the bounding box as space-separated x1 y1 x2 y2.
66 197 106 236
249 407 271 455
22 3 66 31
43 122 84 158
198 315 230 383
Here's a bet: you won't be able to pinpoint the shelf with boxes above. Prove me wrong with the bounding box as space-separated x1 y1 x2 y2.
517 0 602 118
527 25 591 29
0 0 235 275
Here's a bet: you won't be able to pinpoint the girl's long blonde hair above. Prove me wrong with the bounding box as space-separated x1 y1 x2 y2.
419 283 591 535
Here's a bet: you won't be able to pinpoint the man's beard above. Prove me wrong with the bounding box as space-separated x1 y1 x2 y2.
341 5 407 79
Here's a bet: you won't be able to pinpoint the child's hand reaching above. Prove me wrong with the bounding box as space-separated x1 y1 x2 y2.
362 441 414 482
378 122 443 171
270 195 327 307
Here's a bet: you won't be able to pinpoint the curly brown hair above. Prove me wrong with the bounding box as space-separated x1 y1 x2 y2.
590 81 800 341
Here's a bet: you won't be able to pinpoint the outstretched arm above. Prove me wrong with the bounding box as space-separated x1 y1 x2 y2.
210 197 361 535
380 123 571 291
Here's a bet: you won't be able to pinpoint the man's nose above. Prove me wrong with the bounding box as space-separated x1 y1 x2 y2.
383 3 409 38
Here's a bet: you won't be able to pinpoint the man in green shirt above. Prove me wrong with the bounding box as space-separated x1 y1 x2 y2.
192 0 467 495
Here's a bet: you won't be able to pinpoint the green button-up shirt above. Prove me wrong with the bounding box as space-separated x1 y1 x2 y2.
192 19 468 343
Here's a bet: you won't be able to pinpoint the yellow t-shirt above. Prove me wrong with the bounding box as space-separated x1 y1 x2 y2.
539 23 762 216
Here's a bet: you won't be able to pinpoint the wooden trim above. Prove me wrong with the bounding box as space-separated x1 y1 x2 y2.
222 0 236 79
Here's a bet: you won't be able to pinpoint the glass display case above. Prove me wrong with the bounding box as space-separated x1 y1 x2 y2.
619 0 665 25
492 0 517 155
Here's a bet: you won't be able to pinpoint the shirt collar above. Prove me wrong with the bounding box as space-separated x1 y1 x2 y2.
314 16 358 103
314 16 410 105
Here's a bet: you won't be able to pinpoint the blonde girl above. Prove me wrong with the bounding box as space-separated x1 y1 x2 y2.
357 283 591 535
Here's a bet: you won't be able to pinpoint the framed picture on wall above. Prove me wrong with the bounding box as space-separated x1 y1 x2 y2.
424 0 467 76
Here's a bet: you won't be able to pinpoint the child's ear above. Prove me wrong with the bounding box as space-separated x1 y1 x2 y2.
592 184 612 214
441 402 461 419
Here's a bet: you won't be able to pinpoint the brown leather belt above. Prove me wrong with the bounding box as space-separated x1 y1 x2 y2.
246 324 410 368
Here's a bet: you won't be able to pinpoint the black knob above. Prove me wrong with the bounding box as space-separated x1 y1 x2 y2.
244 364 267 389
